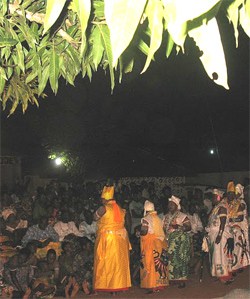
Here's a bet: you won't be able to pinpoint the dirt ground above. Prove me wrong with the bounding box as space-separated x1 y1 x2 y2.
56 262 250 299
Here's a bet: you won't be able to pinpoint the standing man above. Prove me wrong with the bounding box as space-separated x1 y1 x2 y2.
93 185 131 294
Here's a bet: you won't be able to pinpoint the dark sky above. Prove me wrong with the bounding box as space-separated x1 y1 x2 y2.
1 22 249 179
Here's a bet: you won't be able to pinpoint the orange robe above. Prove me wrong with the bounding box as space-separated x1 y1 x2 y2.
93 202 131 292
140 212 169 290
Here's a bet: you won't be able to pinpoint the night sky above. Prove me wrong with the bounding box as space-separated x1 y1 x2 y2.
1 21 249 179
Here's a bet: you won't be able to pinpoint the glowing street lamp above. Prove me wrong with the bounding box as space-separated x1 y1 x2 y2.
55 157 62 166
209 149 215 155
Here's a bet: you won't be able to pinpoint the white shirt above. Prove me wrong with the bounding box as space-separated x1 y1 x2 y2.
53 221 84 242
187 213 203 234
79 221 97 241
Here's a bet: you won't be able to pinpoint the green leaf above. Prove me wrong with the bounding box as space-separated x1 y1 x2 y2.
189 18 229 89
25 70 38 84
49 46 60 93
43 0 67 34
137 39 150 56
141 0 164 73
0 38 18 47
104 0 147 66
239 0 250 38
96 24 115 90
93 0 105 18
1 0 8 16
13 20 37 49
166 34 174 58
8 99 19 117
16 43 25 72
66 45 81 73
73 0 91 56
162 0 222 48
0 67 6 94
90 26 104 70
38 65 50 95
226 0 243 47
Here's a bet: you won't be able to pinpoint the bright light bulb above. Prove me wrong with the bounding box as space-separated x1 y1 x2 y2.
55 157 62 165
210 149 214 155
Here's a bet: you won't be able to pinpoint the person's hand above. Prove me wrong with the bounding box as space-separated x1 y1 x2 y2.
215 234 222 244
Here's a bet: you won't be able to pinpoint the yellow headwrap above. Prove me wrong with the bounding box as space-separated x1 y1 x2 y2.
101 186 114 200
227 181 235 193
101 186 121 222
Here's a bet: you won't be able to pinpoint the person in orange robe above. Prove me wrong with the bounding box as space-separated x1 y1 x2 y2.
93 185 131 294
140 200 169 294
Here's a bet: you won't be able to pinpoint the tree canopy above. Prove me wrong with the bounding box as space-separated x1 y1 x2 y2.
0 0 249 115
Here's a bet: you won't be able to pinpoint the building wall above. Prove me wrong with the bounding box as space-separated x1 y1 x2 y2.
0 156 22 191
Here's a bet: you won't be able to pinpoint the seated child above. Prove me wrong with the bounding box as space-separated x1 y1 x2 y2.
28 260 56 299
73 237 94 295
58 241 79 298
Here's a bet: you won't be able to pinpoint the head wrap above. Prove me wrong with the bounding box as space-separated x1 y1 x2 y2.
1 208 16 221
143 200 155 216
169 195 181 210
101 186 114 200
235 184 244 196
101 186 121 222
212 188 224 198
227 181 235 193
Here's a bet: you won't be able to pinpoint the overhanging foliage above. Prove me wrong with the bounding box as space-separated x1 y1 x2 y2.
0 0 249 115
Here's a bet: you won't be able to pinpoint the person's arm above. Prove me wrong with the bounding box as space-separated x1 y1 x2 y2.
215 206 227 244
93 206 106 221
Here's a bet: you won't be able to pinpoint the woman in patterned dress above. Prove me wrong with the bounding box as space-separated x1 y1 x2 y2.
163 196 191 288
228 183 250 273
140 200 168 294
205 186 234 284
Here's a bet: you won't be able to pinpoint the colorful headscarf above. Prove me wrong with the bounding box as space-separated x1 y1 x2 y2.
227 181 236 193
169 195 181 210
1 208 16 221
235 183 244 196
143 200 155 216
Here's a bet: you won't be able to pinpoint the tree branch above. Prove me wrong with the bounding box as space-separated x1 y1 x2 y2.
8 4 79 49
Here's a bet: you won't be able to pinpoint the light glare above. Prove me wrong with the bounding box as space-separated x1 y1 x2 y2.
55 157 62 165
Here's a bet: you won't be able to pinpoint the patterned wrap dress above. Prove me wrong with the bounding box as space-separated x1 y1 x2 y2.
206 199 233 281
163 211 191 281
93 202 131 292
140 211 169 290
228 198 250 271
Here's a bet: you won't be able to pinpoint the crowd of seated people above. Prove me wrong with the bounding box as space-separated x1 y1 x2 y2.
0 178 248 298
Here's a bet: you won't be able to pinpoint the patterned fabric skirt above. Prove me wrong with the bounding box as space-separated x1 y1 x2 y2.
167 231 191 281
140 234 169 289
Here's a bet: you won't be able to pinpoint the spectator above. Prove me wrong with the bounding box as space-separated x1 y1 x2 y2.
53 211 83 242
3 248 32 298
72 237 94 295
79 210 96 242
22 216 59 247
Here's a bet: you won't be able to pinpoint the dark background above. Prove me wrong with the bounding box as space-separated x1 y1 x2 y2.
1 21 249 179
